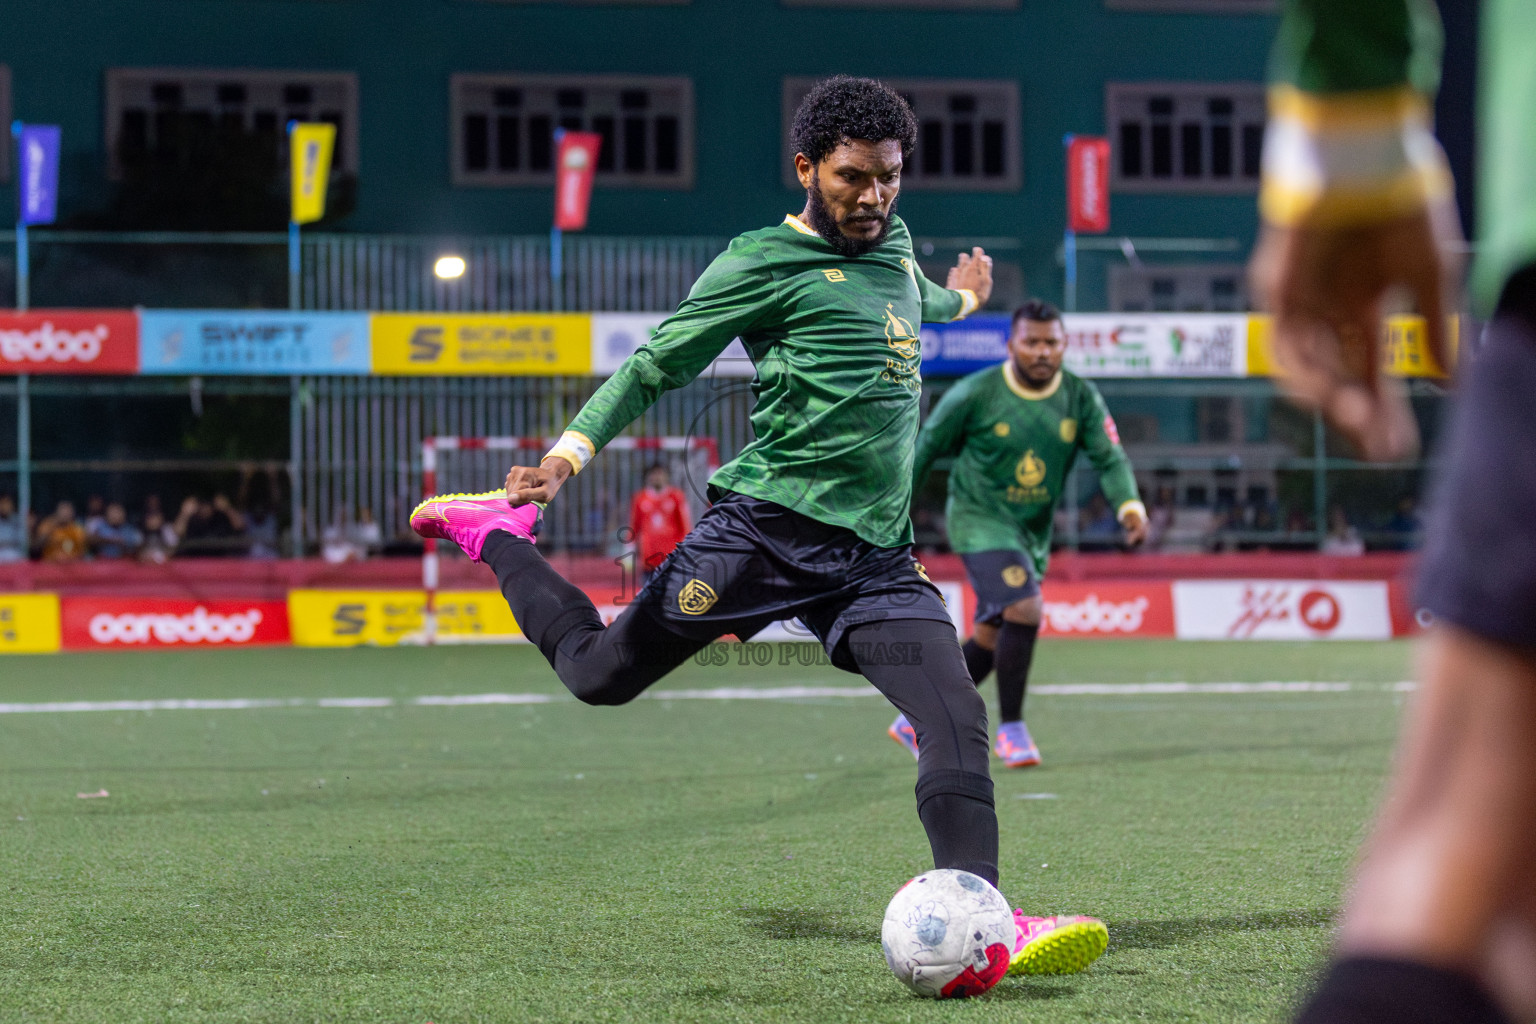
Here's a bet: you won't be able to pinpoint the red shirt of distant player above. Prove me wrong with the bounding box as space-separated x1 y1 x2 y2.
630 476 689 573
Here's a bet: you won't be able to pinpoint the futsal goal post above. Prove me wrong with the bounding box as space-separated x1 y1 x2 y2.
418 435 720 645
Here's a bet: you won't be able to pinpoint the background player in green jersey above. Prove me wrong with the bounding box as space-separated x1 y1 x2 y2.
411 76 1111 978
1253 3 1536 1023
889 299 1146 767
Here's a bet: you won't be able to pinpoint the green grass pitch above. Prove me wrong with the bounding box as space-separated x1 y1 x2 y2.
0 639 1413 1023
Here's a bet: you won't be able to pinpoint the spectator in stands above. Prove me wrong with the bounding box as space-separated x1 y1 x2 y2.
628 463 690 583
1385 495 1422 551
82 494 106 538
1322 505 1366 556
89 501 142 560
347 507 383 560
1144 485 1176 551
245 504 281 560
139 509 178 564
322 507 363 564
35 500 88 563
1077 493 1121 551
173 494 247 557
0 495 24 563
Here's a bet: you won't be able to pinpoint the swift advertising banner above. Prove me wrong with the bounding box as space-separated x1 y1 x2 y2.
61 598 291 650
139 311 371 374
1171 580 1393 640
921 313 1249 378
371 313 592 375
590 313 754 376
0 311 139 374
0 593 61 654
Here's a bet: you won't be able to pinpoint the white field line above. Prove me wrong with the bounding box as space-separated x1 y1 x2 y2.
0 681 1417 715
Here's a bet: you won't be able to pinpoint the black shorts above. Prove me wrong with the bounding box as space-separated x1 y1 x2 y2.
960 549 1041 626
1416 266 1536 651
636 491 953 672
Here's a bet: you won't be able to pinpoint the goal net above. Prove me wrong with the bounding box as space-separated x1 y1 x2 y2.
418 435 719 644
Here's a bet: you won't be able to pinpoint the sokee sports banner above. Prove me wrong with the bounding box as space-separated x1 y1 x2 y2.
0 594 61 654
370 314 592 375
139 311 371 374
60 598 291 650
287 589 523 647
1171 580 1393 640
921 313 1249 378
0 311 139 374
590 313 754 376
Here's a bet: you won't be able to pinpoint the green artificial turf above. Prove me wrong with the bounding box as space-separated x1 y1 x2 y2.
0 640 1414 1023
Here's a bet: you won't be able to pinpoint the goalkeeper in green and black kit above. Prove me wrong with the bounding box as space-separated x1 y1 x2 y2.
889 300 1146 768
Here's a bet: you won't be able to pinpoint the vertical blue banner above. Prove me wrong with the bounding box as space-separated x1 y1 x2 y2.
17 124 61 226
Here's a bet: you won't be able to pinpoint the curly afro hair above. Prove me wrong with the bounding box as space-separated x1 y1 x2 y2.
790 76 918 166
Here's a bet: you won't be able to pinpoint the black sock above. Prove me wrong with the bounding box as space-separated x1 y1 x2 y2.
914 769 999 887
481 530 604 666
994 622 1039 723
962 638 995 685
1296 956 1511 1024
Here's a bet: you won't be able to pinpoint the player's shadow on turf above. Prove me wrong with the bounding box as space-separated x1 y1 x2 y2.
735 906 878 945
1107 908 1336 951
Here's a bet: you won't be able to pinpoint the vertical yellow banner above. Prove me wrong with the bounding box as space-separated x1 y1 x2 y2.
290 122 336 225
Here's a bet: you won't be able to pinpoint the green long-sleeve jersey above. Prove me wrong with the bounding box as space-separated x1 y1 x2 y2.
912 363 1142 575
1268 0 1532 309
546 213 978 548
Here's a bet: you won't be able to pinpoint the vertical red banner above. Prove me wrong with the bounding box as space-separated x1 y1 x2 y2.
1066 136 1111 234
554 131 603 231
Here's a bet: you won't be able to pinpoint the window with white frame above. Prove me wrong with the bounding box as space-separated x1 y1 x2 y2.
0 66 10 183
1107 0 1275 11
1109 263 1250 312
104 68 358 179
452 74 694 188
781 78 1020 191
1107 82 1265 193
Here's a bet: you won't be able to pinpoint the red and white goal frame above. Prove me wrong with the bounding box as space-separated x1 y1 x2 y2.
418 435 720 645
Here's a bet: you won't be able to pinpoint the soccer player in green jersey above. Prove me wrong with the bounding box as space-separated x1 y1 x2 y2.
888 299 1146 768
411 76 1110 979
1252 3 1536 1023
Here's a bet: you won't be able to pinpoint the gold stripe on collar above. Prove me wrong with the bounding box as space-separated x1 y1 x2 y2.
1002 361 1062 400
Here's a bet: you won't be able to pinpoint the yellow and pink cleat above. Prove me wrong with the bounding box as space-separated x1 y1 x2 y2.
1009 912 1109 975
409 491 542 562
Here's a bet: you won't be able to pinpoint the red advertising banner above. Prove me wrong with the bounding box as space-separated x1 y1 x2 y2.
554 131 603 231
60 598 291 650
1037 582 1174 638
1066 136 1111 234
0 311 139 374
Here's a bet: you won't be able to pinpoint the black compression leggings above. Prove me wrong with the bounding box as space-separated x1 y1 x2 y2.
484 530 1001 885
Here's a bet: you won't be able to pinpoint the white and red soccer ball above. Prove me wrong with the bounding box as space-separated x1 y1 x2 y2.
881 868 1014 998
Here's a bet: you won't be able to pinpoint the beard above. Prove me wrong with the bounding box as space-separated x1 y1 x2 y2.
806 174 895 258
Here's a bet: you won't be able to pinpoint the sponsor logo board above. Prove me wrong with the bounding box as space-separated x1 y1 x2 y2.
1172 580 1392 640
139 311 371 374
61 599 290 649
0 311 139 374
591 313 752 376
0 593 62 654
1037 582 1175 638
920 314 1248 378
371 314 591 375
288 590 521 647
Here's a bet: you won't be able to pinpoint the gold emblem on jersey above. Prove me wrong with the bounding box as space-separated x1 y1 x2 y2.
1015 449 1046 488
1002 565 1029 588
883 303 919 361
677 579 719 616
912 560 932 582
822 268 846 282
993 422 1010 437
1059 418 1077 443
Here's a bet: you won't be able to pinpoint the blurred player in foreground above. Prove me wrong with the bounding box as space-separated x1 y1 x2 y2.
628 463 689 586
412 76 1108 977
1251 3 1536 1022
889 299 1145 767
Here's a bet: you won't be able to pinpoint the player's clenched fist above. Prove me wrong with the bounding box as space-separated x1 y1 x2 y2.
505 457 573 507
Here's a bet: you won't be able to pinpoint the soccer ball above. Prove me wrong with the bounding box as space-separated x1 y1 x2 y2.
881 868 1015 998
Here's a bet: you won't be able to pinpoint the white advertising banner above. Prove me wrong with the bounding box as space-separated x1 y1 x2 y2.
1172 580 1393 641
1064 314 1248 378
591 313 753 376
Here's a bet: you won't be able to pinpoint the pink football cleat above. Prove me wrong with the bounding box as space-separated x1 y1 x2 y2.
409 491 542 562
1008 911 1109 975
888 713 920 760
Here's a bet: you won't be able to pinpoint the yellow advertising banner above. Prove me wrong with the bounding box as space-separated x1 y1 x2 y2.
1246 314 1456 379
289 122 336 226
288 589 521 647
0 593 62 654
370 314 592 375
